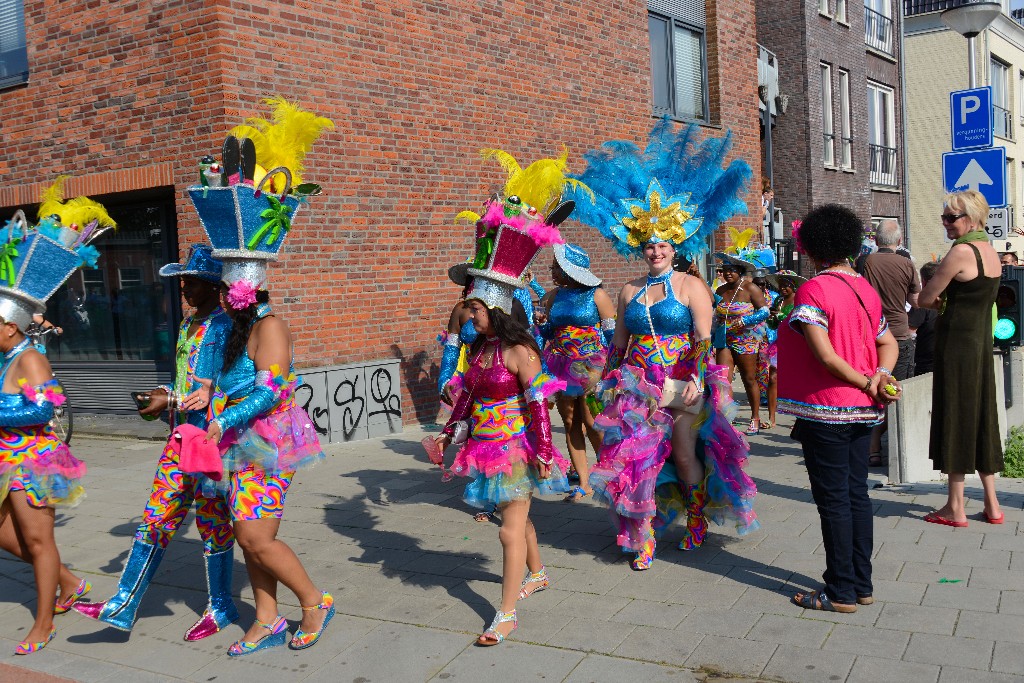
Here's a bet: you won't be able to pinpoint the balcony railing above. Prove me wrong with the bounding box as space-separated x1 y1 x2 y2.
865 6 894 55
904 0 961 16
994 104 1013 139
869 143 898 187
823 132 836 166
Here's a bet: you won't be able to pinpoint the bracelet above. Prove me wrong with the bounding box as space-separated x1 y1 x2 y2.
535 455 554 466
875 367 892 376
862 375 872 392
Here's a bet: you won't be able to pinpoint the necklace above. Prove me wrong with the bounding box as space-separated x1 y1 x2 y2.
3 338 30 362
647 270 673 285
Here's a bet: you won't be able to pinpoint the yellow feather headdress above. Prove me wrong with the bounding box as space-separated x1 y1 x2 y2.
228 96 335 188
37 175 117 231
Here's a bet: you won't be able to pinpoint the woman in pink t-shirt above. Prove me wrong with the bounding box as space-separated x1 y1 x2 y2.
777 204 901 613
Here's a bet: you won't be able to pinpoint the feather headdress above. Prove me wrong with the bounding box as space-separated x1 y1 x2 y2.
228 96 335 189
37 175 117 234
566 119 752 261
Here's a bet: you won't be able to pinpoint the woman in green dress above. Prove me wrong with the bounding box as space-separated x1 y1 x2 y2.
918 190 1004 527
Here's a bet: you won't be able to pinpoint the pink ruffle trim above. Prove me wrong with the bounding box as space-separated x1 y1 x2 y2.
452 431 569 480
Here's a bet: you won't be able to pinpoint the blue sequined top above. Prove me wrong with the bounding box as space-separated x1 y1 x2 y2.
624 274 693 336
513 287 535 325
214 304 296 431
0 341 55 428
549 286 600 328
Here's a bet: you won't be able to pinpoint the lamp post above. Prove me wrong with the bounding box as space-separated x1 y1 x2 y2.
941 0 1003 88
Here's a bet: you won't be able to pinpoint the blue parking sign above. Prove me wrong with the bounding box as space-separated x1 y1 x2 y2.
950 87 993 150
942 147 1006 208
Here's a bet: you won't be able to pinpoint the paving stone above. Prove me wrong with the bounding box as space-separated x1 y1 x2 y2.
547 591 632 621
940 547 1012 570
870 578 927 604
938 665 1024 682
612 624 702 667
505 610 573 645
904 632 995 670
847 655 940 683
969 567 1024 591
668 582 746 608
876 602 959 636
429 640 583 682
922 582 1002 612
875 542 946 564
999 590 1024 615
610 598 691 629
899 561 972 585
824 623 911 660
746 613 833 648
954 609 1024 644
377 593 456 625
993 640 1024 676
683 634 777 678
311 622 469 681
564 653 700 682
545 617 636 654
761 644 855 683
676 606 762 638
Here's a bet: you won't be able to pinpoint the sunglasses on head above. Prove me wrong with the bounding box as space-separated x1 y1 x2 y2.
940 213 967 224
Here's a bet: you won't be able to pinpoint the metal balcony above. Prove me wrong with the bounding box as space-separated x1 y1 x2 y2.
994 104 1014 139
869 143 899 187
865 6 894 55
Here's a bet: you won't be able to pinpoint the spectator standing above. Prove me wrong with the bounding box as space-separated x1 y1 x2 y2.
908 262 939 376
918 190 1004 527
856 219 919 466
1000 251 1018 266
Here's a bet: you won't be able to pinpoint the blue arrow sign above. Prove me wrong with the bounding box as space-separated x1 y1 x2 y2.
950 86 993 151
942 147 1006 208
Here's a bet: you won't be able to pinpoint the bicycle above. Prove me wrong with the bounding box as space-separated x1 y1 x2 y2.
24 325 73 444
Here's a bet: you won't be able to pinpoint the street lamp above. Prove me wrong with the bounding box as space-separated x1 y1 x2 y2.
941 0 1003 88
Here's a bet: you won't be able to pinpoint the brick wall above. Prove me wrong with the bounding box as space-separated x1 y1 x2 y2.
1 0 761 423
757 0 906 240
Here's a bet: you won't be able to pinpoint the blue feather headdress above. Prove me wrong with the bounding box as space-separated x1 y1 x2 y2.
566 119 752 261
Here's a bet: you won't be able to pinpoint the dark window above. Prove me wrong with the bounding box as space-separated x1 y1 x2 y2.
648 0 708 122
0 0 28 89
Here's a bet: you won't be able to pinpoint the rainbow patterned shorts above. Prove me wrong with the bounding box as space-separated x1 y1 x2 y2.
226 464 295 521
7 469 46 508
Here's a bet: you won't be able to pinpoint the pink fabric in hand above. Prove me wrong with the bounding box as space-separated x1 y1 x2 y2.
172 424 224 481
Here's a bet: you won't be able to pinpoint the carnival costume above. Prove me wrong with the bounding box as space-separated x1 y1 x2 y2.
538 243 612 396
74 245 240 640
566 120 759 569
189 97 334 654
714 250 773 357
0 184 114 653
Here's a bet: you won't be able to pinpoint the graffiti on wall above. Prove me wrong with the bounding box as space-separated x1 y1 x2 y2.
294 360 402 443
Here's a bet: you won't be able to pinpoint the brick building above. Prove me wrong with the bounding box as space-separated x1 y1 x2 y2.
0 0 761 432
756 0 907 257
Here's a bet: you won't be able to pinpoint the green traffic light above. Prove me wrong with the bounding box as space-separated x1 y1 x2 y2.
995 317 1017 341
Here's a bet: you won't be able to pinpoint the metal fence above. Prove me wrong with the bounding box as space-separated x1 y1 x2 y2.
869 143 899 187
994 104 1014 139
865 6 894 55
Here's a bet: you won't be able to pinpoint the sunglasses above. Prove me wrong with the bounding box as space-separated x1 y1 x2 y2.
940 213 967 224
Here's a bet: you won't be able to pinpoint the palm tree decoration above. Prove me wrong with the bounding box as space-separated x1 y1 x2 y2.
247 195 294 249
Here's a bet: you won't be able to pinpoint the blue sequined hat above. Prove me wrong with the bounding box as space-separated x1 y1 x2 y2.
553 243 601 287
188 167 302 288
0 211 110 330
158 244 223 283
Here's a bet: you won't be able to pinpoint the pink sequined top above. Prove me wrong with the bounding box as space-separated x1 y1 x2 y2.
777 272 887 424
464 339 521 401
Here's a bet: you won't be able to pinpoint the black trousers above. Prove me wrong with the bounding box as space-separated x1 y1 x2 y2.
792 419 874 604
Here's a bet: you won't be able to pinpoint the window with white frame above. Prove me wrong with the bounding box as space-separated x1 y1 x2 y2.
819 0 830 16
0 0 28 89
836 0 848 22
864 0 894 55
822 63 835 166
991 57 1012 139
648 0 708 122
868 81 897 186
839 69 853 168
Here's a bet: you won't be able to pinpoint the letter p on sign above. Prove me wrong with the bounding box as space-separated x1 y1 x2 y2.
961 95 981 124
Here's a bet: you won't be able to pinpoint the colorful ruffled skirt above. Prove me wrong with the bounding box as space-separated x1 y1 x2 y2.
591 334 759 553
219 400 324 479
451 394 570 508
716 301 766 356
0 425 86 508
543 325 608 397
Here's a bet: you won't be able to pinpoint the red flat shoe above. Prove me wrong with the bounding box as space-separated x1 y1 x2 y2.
924 512 968 528
983 511 1005 524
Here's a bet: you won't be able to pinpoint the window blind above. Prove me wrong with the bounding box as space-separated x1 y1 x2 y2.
0 0 28 88
648 0 705 28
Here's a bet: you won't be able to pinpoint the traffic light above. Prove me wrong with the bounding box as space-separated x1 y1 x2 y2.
995 265 1024 347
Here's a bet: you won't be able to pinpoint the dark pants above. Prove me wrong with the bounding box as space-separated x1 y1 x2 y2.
893 338 916 381
793 419 874 604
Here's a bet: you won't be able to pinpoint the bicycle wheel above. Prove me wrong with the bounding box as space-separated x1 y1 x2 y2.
50 380 74 445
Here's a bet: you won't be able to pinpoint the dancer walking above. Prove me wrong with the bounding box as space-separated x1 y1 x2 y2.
187 97 335 655
568 121 759 570
0 194 113 653
433 150 577 645
714 254 769 434
535 244 615 502
75 245 239 640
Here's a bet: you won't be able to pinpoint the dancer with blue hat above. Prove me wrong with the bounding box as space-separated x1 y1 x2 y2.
566 120 759 570
535 243 615 502
75 243 240 642
0 182 113 654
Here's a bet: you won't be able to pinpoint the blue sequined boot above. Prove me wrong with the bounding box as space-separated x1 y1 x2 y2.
73 539 165 631
184 547 240 641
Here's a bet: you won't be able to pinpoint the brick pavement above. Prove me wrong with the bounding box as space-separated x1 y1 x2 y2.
1 415 1022 682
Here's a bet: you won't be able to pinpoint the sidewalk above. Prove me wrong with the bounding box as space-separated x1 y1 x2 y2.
1 413 1022 683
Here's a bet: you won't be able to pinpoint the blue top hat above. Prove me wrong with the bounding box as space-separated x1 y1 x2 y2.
188 167 301 286
158 244 223 283
0 211 103 330
553 243 601 287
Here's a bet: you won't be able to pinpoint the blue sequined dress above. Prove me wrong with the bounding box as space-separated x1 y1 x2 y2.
540 287 608 396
